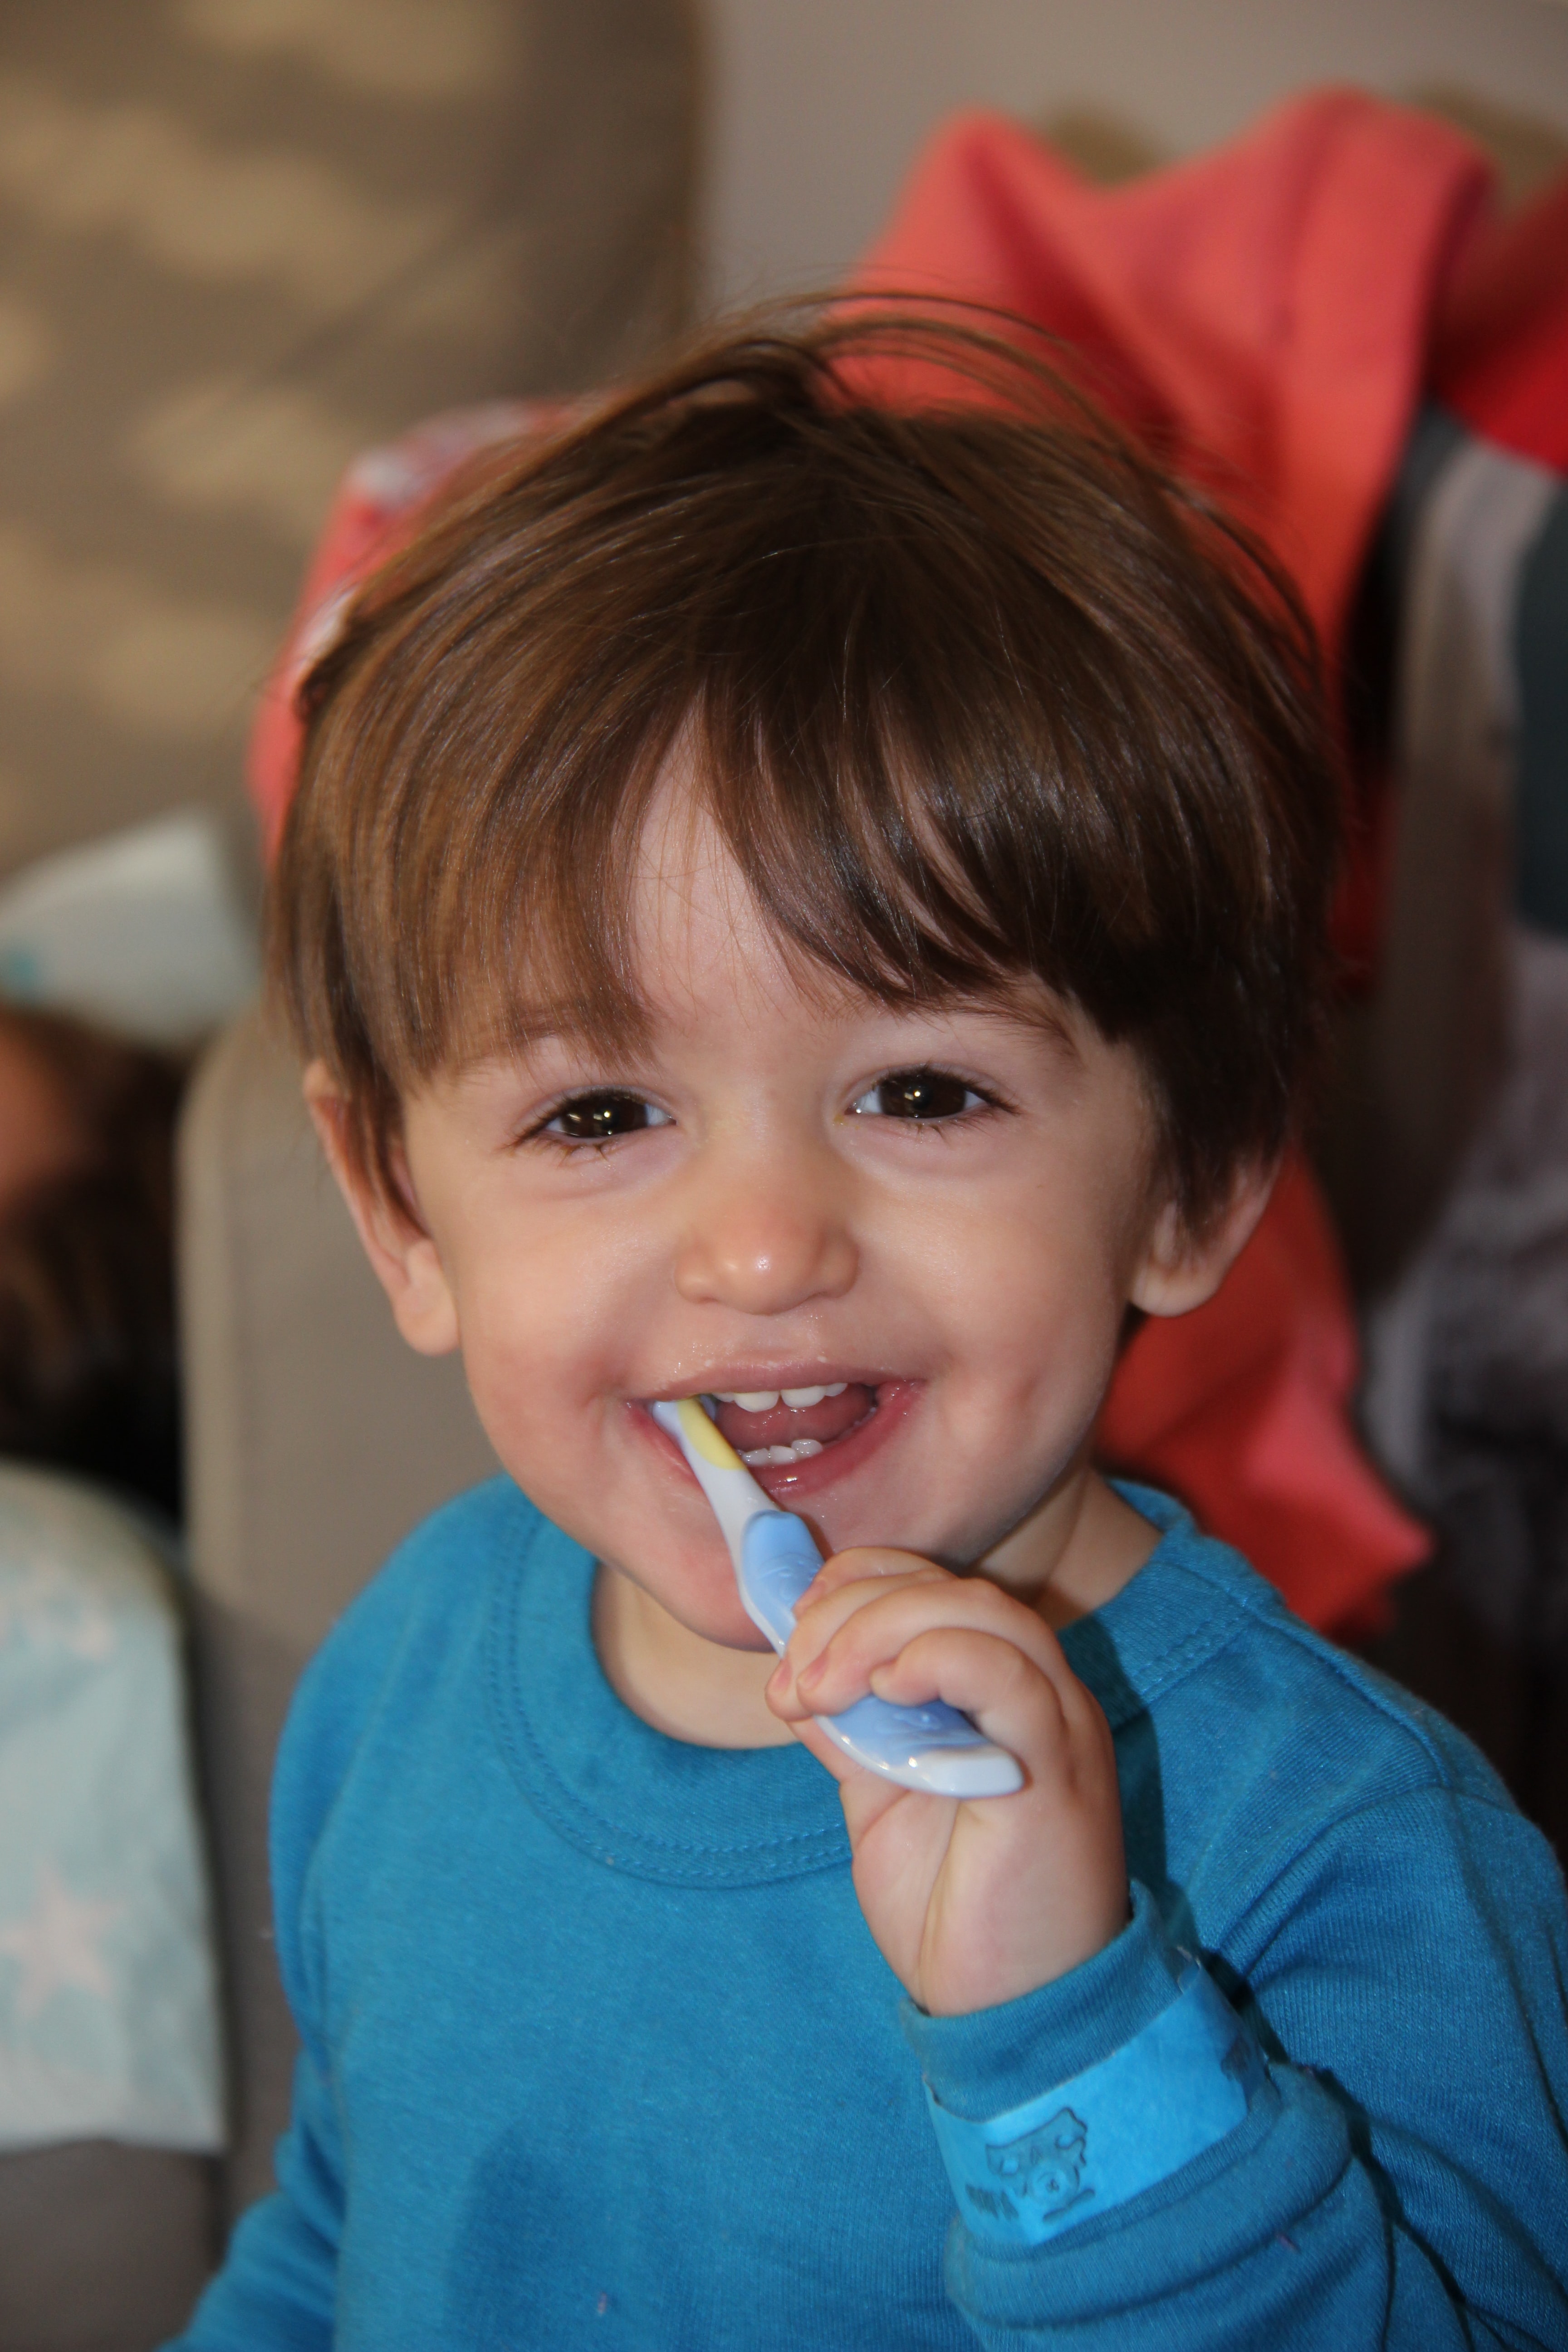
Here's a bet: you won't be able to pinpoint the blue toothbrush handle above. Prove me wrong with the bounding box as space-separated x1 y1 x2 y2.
741 1514 1023 1798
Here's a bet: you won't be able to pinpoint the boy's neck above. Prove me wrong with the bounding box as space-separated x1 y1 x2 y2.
989 1466 1160 1627
593 1568 793 1748
591 1466 1159 1751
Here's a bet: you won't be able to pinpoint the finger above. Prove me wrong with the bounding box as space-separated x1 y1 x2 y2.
777 1702 929 1829
779 1687 979 1886
865 1626 1088 1790
787 1574 1083 1721
771 1558 953 1714
795 1545 947 1613
788 1617 1097 1816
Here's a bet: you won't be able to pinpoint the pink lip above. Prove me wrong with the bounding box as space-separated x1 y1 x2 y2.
633 1379 919 1502
638 1362 891 1402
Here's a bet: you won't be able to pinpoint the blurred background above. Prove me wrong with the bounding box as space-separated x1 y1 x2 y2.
0 0 691 883
0 0 1563 877
0 5 1564 2345
706 0 1568 302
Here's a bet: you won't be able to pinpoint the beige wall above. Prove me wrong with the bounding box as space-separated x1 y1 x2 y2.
703 0 1568 308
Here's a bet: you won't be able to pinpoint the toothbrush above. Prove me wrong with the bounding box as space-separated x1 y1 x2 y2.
652 1396 1023 1798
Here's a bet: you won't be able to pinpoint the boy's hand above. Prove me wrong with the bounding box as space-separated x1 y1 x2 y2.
766 1550 1127 2016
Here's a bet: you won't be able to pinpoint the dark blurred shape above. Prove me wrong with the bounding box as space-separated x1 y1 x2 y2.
0 1005 182 1518
1413 83 1568 211
1034 106 1167 186
0 2140 215 2352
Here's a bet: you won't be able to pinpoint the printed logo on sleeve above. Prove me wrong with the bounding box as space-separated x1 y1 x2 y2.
966 2107 1091 2225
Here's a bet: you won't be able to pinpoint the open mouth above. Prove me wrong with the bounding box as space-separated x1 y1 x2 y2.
708 1381 876 1466
639 1374 915 1499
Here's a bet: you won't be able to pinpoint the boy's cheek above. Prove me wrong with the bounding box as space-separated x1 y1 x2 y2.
452 1256 641 1424
456 1360 759 1642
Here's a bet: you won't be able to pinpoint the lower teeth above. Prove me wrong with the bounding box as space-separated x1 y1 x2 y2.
741 1438 824 1467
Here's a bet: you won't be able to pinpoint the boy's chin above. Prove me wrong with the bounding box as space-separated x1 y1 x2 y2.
600 1542 775 1656
666 1582 776 1656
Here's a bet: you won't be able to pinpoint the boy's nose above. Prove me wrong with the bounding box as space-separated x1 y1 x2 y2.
672 1179 858 1317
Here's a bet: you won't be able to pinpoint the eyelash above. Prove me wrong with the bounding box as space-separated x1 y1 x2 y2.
848 1069 999 1125
523 1090 674 1154
522 1066 1004 1156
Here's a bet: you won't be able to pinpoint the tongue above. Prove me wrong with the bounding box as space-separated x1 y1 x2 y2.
714 1383 873 1455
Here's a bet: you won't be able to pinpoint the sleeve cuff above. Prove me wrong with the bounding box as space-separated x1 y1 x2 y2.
901 1885 1265 2248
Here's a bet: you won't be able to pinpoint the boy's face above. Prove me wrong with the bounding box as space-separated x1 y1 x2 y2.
340 789 1242 1656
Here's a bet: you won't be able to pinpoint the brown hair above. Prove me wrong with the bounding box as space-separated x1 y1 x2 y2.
0 1007 183 1517
272 307 1341 1225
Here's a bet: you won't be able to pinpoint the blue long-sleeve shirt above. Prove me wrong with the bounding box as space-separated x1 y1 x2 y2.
168 1478 1568 2348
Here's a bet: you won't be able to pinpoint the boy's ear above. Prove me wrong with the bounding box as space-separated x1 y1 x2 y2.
1127 1158 1277 1320
303 1060 460 1357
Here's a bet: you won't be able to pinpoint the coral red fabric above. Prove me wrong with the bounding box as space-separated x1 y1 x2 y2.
1100 1163 1425 1636
250 92 1500 1631
247 398 579 862
849 90 1493 981
853 89 1489 644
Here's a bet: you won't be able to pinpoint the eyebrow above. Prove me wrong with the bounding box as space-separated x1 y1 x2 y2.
449 990 653 1069
922 987 1087 1065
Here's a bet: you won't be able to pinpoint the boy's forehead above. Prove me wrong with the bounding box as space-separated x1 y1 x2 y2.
624 773 1084 1052
435 751 1097 1090
628 774 809 1024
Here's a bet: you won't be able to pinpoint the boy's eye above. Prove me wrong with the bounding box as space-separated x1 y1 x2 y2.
849 1068 987 1121
542 1092 672 1143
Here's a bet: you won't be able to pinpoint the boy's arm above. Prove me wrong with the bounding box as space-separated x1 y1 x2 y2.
162 2046 343 2350
775 1558 1568 2350
907 1844 1568 2352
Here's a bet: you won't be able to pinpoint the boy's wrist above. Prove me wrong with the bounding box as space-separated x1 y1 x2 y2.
903 1888 1267 2248
899 1882 1186 2117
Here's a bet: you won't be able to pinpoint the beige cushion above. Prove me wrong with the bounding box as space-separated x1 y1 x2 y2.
179 1008 498 2220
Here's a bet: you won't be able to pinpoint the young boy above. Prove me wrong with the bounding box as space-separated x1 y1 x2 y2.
172 316 1568 2349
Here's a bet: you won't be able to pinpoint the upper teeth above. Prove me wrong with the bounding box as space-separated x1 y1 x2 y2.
712 1382 848 1411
